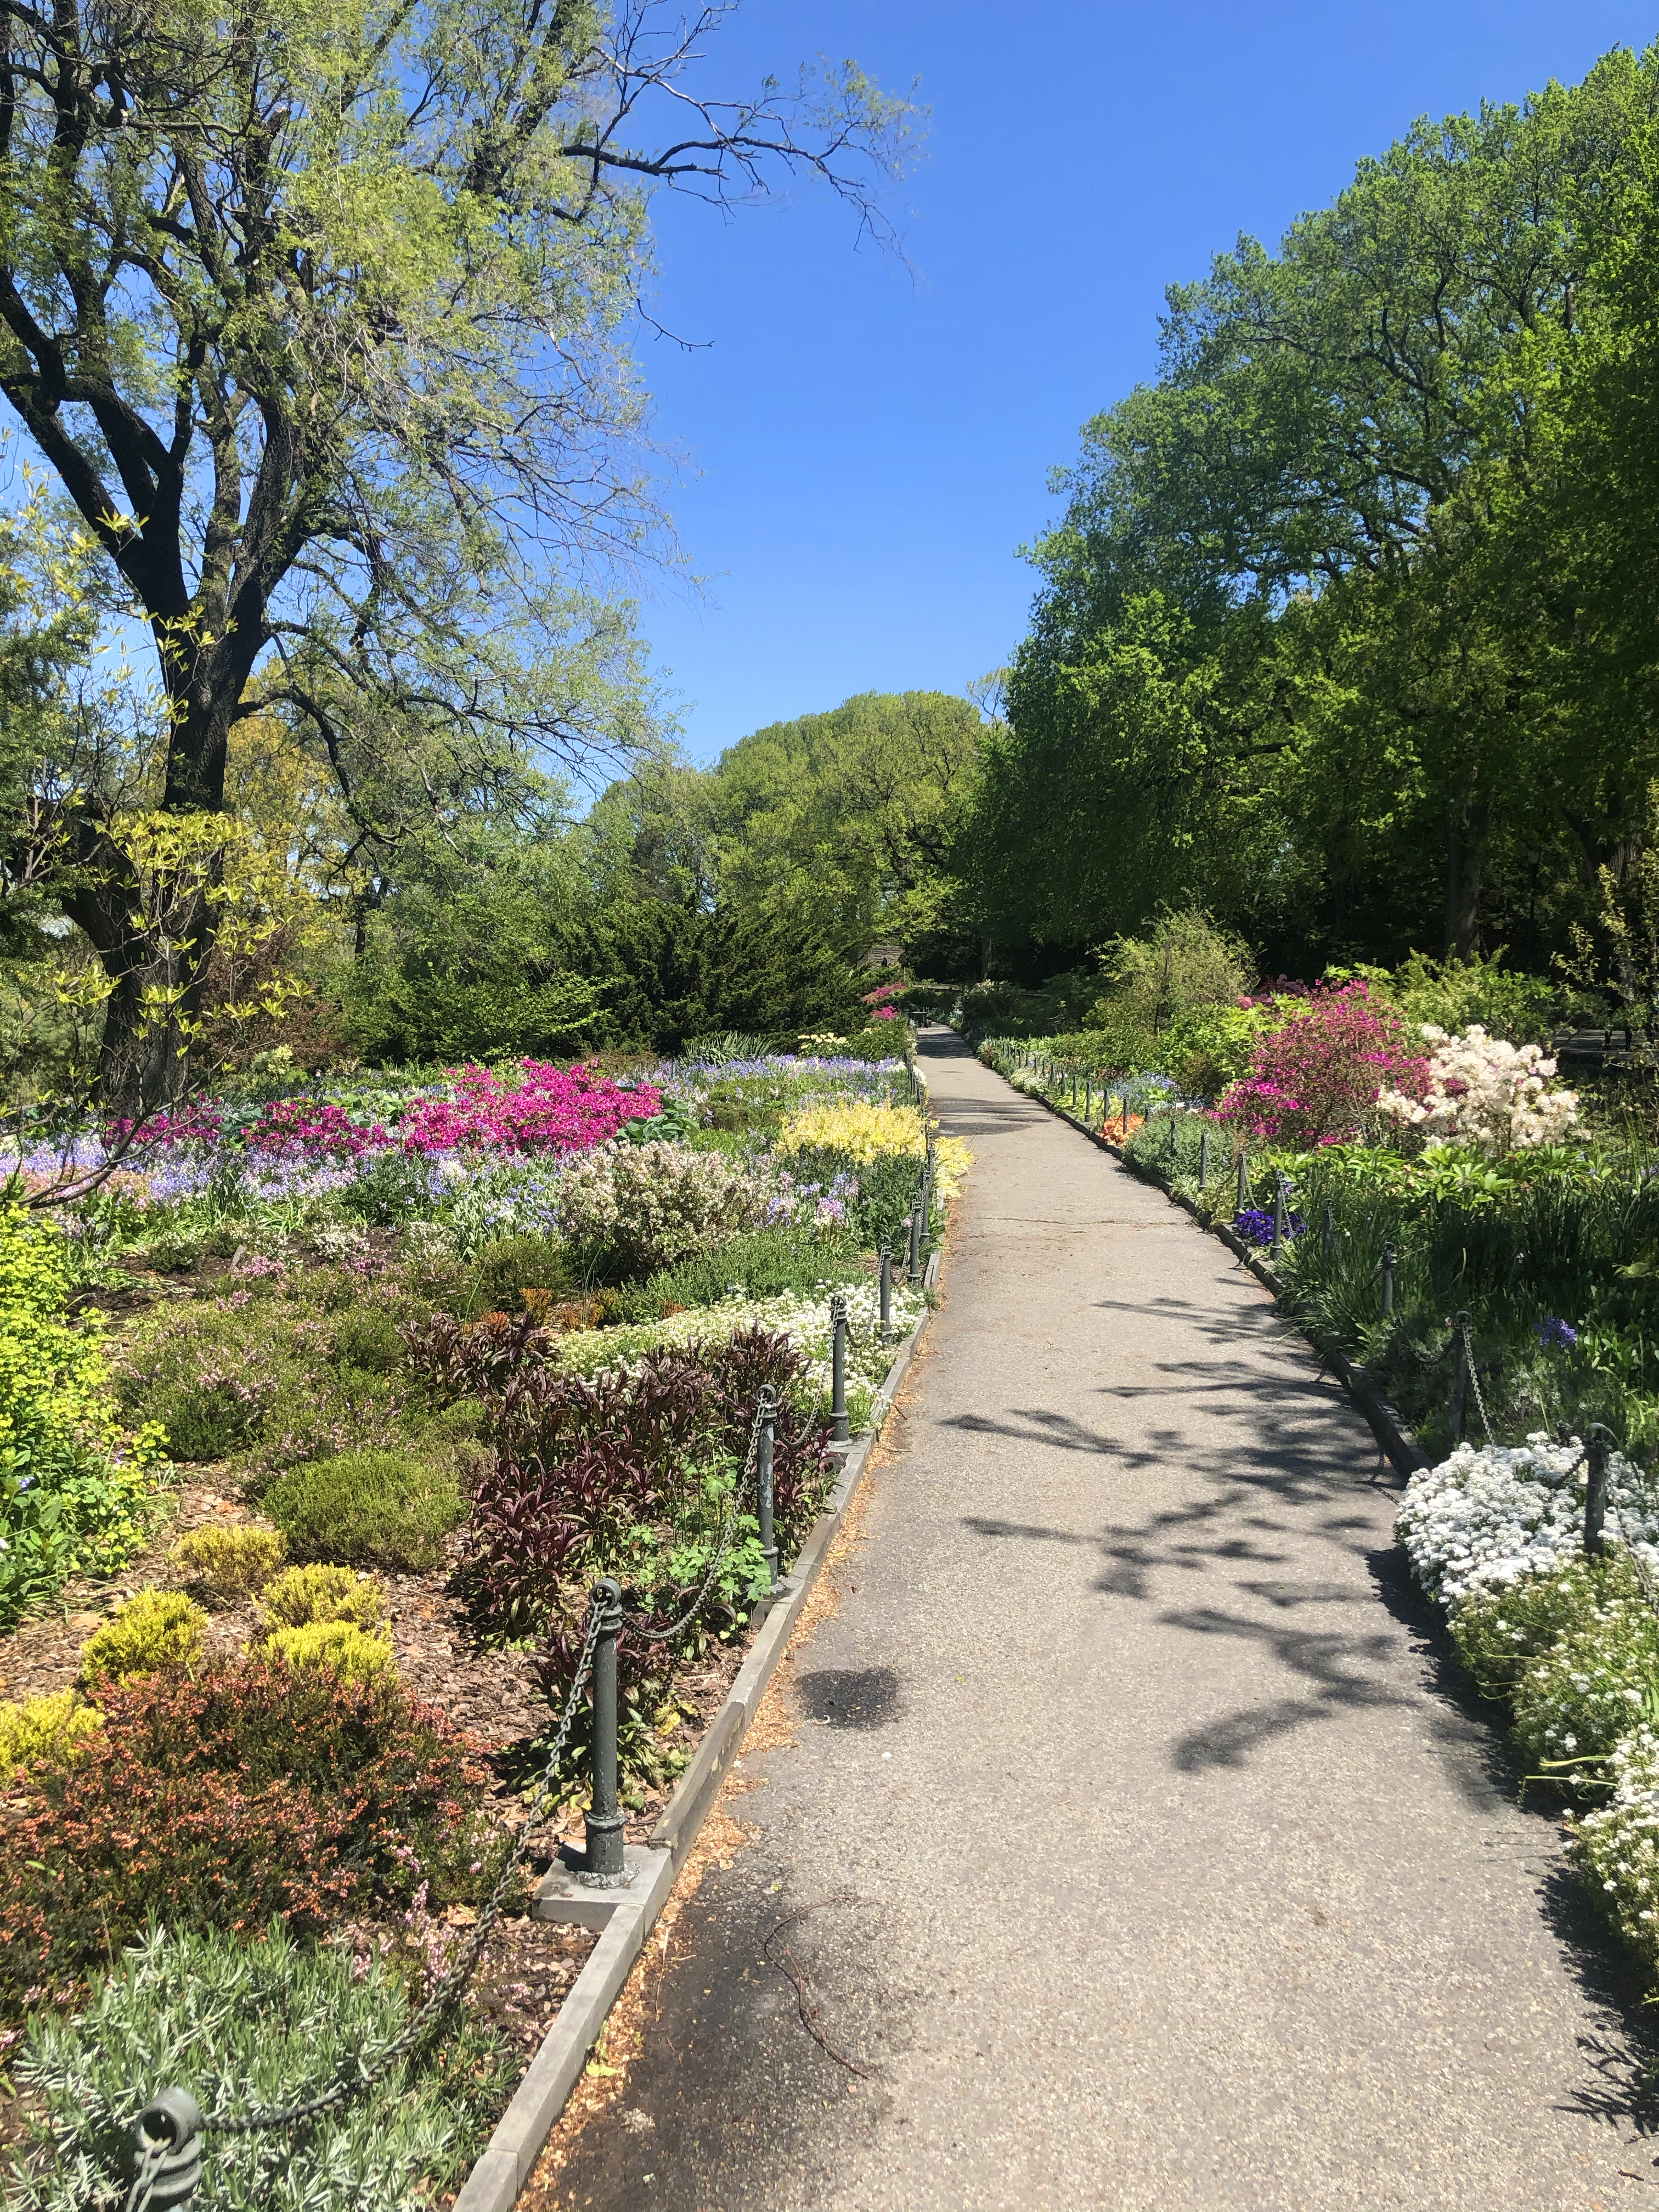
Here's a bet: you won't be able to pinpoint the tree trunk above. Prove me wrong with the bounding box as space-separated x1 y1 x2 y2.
1444 795 1494 962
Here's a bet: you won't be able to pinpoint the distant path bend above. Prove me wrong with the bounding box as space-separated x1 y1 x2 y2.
546 1028 1639 2212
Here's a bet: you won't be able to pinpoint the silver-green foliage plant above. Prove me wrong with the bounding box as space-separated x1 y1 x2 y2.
6 1919 509 2210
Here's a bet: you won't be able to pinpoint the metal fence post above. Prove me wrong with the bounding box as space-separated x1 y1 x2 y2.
1449 1310 1471 1443
124 2091 204 2209
830 1291 850 1443
1236 1150 1249 1215
1585 1425 1613 1558
1380 1244 1396 1320
584 1577 625 1883
1199 1122 1210 1186
1272 1171 1286 1259
757 1384 780 1589
878 1243 893 1339
1322 1198 1335 1268
908 1199 922 1282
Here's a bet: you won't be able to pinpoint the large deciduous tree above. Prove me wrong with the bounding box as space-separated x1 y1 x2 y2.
0 0 909 1108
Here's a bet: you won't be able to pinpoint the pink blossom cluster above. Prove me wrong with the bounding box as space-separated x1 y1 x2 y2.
108 1103 225 1149
397 1059 661 1156
247 1098 388 1160
1214 981 1428 1145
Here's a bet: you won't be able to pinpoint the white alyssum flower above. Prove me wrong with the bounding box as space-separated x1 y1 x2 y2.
1396 1432 1659 1602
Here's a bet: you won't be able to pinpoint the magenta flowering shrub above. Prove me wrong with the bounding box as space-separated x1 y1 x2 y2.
247 1099 388 1160
1213 981 1427 1145
398 1060 661 1156
107 1103 225 1149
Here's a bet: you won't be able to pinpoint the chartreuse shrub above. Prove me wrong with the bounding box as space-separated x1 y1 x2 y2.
172 1520 285 1603
0 1206 165 1627
259 1562 386 1630
264 1619 395 1682
260 1449 464 1571
0 1658 506 2016
0 1690 101 1780
6 1919 510 2212
78 1589 207 1687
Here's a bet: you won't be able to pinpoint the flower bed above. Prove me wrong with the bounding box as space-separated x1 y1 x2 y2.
0 1038 960 2205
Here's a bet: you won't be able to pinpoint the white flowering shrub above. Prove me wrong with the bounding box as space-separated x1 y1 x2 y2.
1449 1556 1617 1700
1378 1024 1579 1153
1572 1727 1659 1974
1396 1434 1659 1602
556 1141 768 1273
1513 1590 1659 1778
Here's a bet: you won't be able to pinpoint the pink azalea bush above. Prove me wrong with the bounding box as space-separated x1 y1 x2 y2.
247 1099 387 1160
397 1060 661 1157
1213 981 1428 1146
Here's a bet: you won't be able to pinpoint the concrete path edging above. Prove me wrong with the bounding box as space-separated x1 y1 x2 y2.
988 1068 1431 1477
451 1289 940 2212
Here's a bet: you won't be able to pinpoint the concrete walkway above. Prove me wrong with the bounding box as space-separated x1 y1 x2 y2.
550 1030 1645 2211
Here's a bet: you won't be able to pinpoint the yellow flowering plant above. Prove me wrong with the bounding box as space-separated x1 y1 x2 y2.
776 1101 970 1201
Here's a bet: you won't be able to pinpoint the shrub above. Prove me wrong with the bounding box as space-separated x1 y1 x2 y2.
172 1521 285 1603
261 1449 464 1571
264 1618 396 1682
1213 980 1428 1146
0 1206 164 1628
79 1589 207 1686
556 1139 766 1275
639 1230 868 1314
123 1329 287 1461
1449 1555 1625 1700
329 1302 410 1374
1512 1589 1659 1782
466 1232 577 1317
458 1331 830 1641
777 1098 925 1165
7 1919 510 2212
0 1690 101 1780
259 1562 387 1630
1379 1025 1581 1153
398 1059 662 1155
1395 1435 1659 1602
337 1145 443 1226
1572 1726 1659 1982
0 1658 501 2013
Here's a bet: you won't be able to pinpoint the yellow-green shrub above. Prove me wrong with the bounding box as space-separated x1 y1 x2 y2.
0 1689 102 1778
80 1588 206 1686
0 1206 165 1627
776 1101 972 1201
259 1563 386 1632
172 1522 286 1604
264 1619 396 1683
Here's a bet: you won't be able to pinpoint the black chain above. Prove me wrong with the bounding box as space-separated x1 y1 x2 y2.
198 1601 605 2142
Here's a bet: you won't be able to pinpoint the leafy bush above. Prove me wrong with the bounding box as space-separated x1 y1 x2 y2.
259 1562 387 1630
79 1589 207 1686
172 1521 285 1603
261 1449 464 1571
329 1302 411 1374
555 1138 766 1276
1214 980 1428 1145
0 1659 500 2013
637 1229 868 1314
456 1332 831 1641
1449 1555 1626 1700
1512 1587 1659 1782
777 1098 924 1165
7 1918 509 2212
264 1618 395 1682
1572 1727 1659 1981
122 1328 288 1461
0 1206 164 1627
466 1232 577 1317
0 1690 101 1780
338 1146 441 1226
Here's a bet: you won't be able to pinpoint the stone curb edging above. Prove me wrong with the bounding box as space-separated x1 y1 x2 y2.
452 1281 940 2212
993 1074 1429 1479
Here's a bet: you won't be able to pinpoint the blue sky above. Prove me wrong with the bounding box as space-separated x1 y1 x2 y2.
632 0 1659 765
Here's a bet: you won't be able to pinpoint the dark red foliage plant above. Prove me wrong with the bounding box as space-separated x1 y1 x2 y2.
0 1658 503 2019
453 1330 831 1643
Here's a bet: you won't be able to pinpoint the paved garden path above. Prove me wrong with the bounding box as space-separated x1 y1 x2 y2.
550 1030 1647 2211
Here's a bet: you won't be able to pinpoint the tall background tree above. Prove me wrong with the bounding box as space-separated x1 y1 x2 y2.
0 0 911 1107
963 44 1659 992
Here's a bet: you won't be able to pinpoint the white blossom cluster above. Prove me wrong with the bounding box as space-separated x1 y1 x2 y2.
1513 1593 1659 1771
1571 1727 1659 1974
1396 1434 1659 1602
1379 1024 1579 1153
555 1139 769 1273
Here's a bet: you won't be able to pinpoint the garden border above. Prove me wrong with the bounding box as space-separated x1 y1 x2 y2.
1000 1077 1429 1480
451 1265 941 2212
